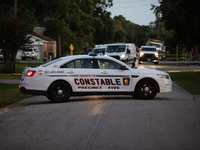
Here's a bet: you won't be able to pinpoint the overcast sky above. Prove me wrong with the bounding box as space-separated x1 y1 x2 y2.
106 0 160 26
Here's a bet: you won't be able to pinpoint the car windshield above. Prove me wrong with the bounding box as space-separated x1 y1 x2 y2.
106 45 126 53
93 48 105 53
150 43 161 48
141 48 156 52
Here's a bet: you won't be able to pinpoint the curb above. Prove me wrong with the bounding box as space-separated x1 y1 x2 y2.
163 70 200 73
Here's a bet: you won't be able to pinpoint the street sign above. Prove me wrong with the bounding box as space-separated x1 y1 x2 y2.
35 39 43 42
70 44 74 55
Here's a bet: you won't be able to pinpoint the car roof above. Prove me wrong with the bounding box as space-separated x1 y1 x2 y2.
42 55 128 68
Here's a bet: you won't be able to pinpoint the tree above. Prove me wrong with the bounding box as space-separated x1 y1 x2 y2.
0 4 36 73
93 0 114 44
113 19 126 42
159 0 200 49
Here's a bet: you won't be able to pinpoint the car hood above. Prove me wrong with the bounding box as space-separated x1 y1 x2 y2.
131 67 168 75
141 51 157 54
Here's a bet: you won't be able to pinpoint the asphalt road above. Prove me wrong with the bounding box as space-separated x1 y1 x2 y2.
137 62 200 72
0 81 200 150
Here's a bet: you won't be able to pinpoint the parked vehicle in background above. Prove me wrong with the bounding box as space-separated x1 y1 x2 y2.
21 48 38 60
105 43 137 67
139 46 159 64
90 45 107 55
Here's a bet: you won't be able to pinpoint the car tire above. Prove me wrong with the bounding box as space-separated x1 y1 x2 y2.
135 79 158 100
48 81 71 103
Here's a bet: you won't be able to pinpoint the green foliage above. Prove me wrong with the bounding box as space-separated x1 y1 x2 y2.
159 0 200 49
113 19 126 42
93 0 114 44
113 15 151 46
0 17 34 72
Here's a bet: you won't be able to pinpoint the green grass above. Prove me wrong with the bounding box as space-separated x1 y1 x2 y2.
0 83 34 109
0 75 21 79
0 63 43 73
169 72 200 95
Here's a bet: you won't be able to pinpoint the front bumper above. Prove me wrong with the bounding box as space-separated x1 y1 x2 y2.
139 54 159 62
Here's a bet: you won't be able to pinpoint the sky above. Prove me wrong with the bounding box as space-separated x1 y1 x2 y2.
106 0 160 26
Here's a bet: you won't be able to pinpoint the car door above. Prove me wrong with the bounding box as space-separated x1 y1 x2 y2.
60 58 100 92
96 58 132 92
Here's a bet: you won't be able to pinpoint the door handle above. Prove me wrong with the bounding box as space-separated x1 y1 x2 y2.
100 71 108 74
67 71 74 74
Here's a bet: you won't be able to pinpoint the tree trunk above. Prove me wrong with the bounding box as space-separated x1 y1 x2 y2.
3 50 17 73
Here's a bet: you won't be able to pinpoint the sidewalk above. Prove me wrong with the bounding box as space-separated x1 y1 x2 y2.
0 80 20 84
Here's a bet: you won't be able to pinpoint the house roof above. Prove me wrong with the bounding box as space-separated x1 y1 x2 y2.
31 32 56 42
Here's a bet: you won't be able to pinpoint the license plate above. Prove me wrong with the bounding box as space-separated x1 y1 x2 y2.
147 59 151 61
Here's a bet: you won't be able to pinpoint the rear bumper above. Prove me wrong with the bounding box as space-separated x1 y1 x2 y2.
19 86 47 96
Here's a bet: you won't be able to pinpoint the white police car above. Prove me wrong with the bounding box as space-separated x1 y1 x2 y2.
19 54 172 102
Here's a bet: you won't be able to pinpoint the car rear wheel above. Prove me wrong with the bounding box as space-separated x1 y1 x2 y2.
135 79 158 100
47 81 71 103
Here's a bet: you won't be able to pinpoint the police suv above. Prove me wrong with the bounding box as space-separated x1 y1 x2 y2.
19 54 172 102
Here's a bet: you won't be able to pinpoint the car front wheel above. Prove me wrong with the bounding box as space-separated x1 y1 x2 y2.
135 79 158 100
47 81 71 102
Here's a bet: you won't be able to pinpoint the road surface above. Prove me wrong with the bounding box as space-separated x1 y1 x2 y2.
0 82 200 150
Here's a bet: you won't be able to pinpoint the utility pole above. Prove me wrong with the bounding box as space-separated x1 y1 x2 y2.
14 0 17 18
157 12 160 40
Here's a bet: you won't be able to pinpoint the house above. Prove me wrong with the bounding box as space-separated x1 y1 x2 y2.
30 32 57 59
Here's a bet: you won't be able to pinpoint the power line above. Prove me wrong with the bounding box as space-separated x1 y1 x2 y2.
114 0 154 4
108 3 158 9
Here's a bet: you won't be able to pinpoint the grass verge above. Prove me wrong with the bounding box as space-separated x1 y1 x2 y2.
169 72 200 95
0 84 34 109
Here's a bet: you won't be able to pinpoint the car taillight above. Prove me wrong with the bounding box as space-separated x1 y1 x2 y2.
31 52 34 54
26 70 36 77
22 52 25 54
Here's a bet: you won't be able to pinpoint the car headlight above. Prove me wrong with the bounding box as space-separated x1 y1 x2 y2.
140 52 144 57
155 52 159 57
157 74 170 79
104 54 108 56
120 54 126 58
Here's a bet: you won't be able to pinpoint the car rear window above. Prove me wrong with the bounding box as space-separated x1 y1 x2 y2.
41 58 63 67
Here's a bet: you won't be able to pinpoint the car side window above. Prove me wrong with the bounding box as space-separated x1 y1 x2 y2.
97 59 122 69
60 59 94 68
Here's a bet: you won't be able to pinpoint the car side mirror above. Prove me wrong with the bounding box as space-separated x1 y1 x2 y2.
120 65 128 70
